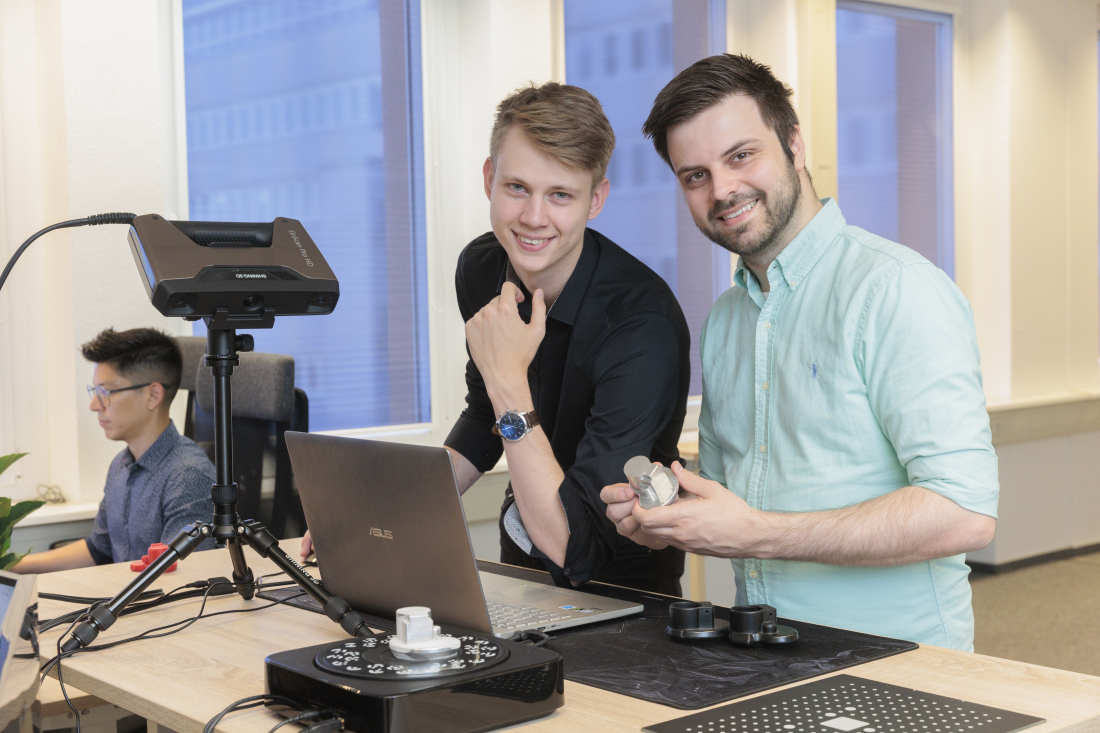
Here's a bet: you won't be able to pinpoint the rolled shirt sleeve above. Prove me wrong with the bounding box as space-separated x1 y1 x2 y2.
554 312 685 583
858 262 999 518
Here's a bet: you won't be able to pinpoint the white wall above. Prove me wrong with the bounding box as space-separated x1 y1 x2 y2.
0 0 189 506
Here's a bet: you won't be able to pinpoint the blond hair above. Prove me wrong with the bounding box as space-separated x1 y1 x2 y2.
489 82 616 189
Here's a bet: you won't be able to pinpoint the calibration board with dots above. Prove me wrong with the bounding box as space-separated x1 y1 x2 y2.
644 675 1044 733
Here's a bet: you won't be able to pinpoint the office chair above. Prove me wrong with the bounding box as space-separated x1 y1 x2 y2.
177 336 309 539
177 335 206 438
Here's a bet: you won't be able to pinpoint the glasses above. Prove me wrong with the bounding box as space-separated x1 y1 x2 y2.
86 382 152 408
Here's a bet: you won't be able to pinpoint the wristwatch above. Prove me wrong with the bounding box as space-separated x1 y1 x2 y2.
492 410 540 442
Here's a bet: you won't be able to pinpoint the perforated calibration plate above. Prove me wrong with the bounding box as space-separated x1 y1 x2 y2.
643 674 1044 733
315 634 508 679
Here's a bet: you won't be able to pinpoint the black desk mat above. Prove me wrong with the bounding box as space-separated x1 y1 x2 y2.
263 562 918 710
643 674 1045 733
475 563 919 710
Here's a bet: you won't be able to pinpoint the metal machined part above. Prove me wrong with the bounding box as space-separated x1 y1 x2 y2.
623 456 679 510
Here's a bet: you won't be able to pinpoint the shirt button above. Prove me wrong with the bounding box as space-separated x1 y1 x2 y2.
763 321 773 330
749 570 759 579
759 444 767 453
790 280 798 288
761 382 769 391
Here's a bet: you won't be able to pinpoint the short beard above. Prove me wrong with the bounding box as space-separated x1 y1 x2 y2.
697 159 802 260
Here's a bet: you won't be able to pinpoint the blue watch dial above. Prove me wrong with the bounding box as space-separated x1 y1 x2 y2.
497 412 528 441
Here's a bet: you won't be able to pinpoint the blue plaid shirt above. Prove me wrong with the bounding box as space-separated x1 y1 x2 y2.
86 421 216 564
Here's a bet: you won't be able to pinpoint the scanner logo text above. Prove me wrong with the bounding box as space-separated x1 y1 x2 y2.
288 229 314 267
370 527 393 540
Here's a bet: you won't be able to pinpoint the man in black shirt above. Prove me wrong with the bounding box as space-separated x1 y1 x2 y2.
443 83 691 595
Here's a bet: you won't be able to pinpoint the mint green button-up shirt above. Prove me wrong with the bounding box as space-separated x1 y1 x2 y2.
698 199 998 651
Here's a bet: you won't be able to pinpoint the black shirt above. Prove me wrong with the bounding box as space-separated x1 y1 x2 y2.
444 229 690 593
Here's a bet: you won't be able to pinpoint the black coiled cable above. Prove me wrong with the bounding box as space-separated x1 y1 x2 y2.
0 213 136 294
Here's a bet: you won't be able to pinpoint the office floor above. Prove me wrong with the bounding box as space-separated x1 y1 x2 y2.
971 551 1100 676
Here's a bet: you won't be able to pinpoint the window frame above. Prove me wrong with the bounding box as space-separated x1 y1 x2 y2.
835 0 957 277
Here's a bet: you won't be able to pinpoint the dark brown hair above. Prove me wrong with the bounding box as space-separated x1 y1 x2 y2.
82 328 183 405
490 82 616 189
643 54 800 168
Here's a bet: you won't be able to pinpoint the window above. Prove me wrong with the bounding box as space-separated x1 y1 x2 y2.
563 0 729 395
181 0 429 431
836 1 954 276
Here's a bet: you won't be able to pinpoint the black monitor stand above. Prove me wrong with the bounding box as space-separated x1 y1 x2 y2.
61 322 372 653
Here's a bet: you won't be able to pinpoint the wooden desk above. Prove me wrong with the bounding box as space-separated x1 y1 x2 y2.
0 656 39 732
35 541 1100 733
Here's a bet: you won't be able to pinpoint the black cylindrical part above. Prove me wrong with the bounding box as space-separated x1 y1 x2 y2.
729 605 767 634
205 328 238 497
669 601 715 631
213 372 233 487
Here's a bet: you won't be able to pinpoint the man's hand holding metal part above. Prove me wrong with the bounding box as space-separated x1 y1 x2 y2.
602 461 994 567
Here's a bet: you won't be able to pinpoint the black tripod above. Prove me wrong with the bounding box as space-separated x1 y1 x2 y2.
62 323 372 653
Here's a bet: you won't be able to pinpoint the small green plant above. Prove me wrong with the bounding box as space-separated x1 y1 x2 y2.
0 453 45 570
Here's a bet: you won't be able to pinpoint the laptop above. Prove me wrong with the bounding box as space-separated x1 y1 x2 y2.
0 570 35 692
283 431 642 637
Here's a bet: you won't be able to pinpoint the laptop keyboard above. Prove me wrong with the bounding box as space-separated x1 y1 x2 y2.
487 599 572 630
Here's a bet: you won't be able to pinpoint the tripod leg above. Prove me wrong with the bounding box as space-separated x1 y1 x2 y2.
226 539 256 600
61 523 213 653
238 520 375 638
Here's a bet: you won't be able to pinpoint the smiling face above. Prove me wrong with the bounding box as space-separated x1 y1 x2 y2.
666 94 815 264
484 126 609 298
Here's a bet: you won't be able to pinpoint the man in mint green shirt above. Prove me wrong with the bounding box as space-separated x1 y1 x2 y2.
601 54 997 651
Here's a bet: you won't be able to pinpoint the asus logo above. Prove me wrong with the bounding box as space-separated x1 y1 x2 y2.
370 527 393 540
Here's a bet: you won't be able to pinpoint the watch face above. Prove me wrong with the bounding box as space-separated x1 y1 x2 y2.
497 412 527 441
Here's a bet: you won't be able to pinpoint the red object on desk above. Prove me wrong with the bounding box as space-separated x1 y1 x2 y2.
130 543 178 572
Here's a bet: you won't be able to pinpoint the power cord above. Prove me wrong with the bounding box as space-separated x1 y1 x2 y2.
42 579 309 732
0 213 136 295
203 694 302 733
40 588 164 606
38 577 238 634
268 708 343 733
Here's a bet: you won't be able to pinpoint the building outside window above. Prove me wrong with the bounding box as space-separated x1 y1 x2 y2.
563 0 730 396
181 0 429 431
836 0 955 276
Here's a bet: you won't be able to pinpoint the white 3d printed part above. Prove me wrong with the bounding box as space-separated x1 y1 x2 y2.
388 606 461 661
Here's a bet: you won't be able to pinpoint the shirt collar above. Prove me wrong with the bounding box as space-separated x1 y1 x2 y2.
495 230 599 326
734 198 846 294
126 421 181 471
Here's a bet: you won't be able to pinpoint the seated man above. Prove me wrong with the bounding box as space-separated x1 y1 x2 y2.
14 328 215 573
303 83 691 594
603 54 997 650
